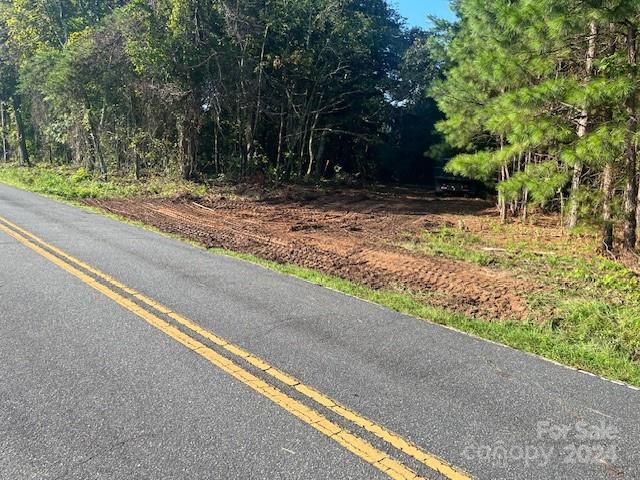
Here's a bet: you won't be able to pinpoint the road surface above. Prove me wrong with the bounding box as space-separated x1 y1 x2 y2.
0 183 638 479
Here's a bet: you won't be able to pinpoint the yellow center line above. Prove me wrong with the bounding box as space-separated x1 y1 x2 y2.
0 214 472 480
0 220 420 480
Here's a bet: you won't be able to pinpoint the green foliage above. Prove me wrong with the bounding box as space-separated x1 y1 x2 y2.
445 150 502 182
0 0 445 183
562 125 626 168
432 0 640 239
70 167 90 184
0 164 206 199
499 161 569 205
0 164 132 198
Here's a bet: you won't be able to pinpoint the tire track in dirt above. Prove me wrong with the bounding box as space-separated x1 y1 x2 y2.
86 194 533 320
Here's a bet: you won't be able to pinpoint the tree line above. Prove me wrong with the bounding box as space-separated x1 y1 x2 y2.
0 0 442 184
433 0 640 251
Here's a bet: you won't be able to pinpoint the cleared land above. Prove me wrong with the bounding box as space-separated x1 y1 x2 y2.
87 189 533 320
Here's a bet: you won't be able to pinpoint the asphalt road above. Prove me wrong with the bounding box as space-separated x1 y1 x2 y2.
0 183 638 480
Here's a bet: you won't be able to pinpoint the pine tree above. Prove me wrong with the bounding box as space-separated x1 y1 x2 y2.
433 0 640 251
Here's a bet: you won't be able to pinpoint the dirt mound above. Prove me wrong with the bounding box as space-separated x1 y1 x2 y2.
86 191 533 320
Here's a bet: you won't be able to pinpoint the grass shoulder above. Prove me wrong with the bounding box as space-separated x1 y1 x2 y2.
0 163 206 199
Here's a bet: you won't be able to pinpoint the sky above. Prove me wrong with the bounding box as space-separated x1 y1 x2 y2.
392 0 456 28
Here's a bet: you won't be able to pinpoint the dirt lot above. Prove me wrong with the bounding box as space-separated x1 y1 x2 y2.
87 186 538 320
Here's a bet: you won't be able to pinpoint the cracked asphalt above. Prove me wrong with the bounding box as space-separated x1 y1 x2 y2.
0 183 639 479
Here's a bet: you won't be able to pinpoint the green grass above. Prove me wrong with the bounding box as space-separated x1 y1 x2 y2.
399 226 496 266
0 163 207 199
400 223 640 384
2 163 639 386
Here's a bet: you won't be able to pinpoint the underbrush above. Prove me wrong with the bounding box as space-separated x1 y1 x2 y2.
0 163 207 200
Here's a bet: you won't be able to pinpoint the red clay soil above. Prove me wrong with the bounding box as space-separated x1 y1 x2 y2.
86 187 534 320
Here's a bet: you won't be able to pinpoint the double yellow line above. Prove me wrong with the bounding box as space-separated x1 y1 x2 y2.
0 214 471 480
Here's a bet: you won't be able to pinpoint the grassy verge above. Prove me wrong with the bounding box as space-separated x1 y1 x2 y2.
400 223 640 384
2 163 639 386
0 163 206 199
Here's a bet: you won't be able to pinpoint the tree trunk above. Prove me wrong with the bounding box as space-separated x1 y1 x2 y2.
0 101 9 162
115 135 122 172
499 164 508 224
520 151 531 222
12 94 30 167
623 25 638 251
623 145 637 251
498 136 507 223
275 103 285 177
568 21 598 228
213 112 220 174
314 129 328 181
178 118 197 181
178 122 190 180
305 112 320 178
522 189 529 223
133 153 140 180
568 163 584 228
636 172 640 239
602 162 615 251
88 112 107 180
82 130 94 172
602 25 617 251
250 25 269 159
